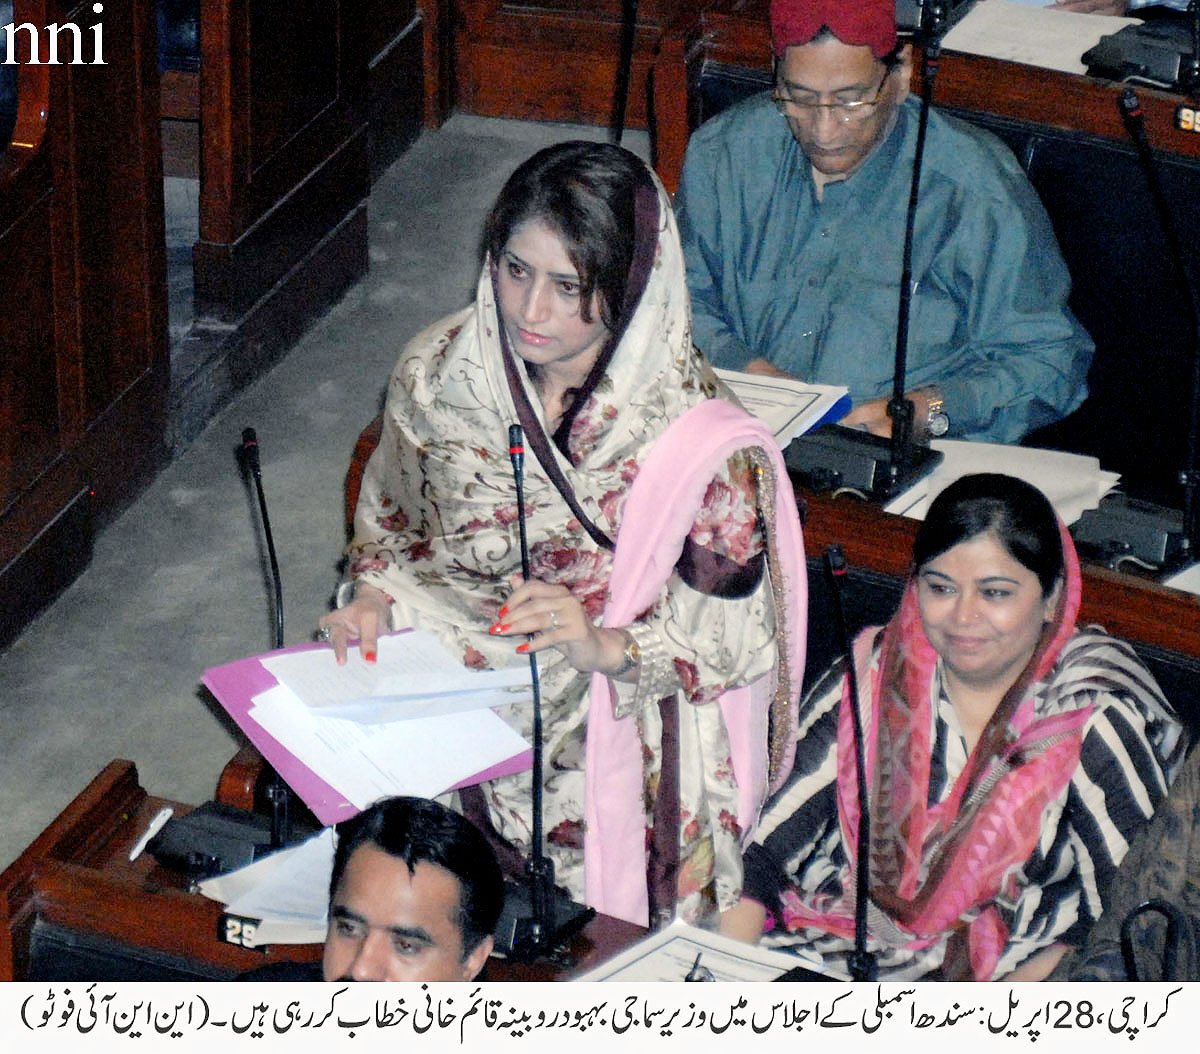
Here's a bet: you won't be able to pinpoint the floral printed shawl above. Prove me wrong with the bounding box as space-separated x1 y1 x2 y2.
349 165 713 655
347 156 800 916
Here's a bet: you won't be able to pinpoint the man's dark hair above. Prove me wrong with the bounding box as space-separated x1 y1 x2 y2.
330 797 504 957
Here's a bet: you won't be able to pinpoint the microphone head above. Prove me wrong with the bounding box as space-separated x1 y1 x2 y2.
508 424 524 454
824 544 848 576
240 426 261 474
1118 88 1142 122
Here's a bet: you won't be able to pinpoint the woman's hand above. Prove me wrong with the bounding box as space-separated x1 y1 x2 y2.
491 574 629 676
719 897 767 944
318 582 392 665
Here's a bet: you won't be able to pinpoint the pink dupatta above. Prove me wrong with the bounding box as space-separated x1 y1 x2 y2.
583 398 807 925
783 520 1090 979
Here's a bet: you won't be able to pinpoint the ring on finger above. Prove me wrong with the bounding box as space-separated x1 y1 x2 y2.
318 624 338 642
548 609 560 631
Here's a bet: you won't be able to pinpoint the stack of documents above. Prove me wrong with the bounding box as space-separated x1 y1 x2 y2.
715 368 851 448
204 630 533 825
197 829 334 946
943 0 1141 75
575 920 842 982
883 440 1121 525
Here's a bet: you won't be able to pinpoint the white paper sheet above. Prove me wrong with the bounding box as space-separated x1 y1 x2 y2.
715 369 850 448
575 920 838 982
1164 560 1200 597
884 439 1120 524
943 0 1141 74
261 630 533 721
197 829 334 946
248 683 530 809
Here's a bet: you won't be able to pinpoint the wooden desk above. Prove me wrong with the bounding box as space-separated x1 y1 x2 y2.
0 760 643 981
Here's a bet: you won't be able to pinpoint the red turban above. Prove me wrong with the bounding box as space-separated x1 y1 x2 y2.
769 0 898 59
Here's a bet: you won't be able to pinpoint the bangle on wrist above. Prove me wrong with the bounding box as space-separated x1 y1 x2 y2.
612 628 642 676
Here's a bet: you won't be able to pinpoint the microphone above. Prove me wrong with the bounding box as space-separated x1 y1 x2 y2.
1072 90 1199 575
148 428 314 878
784 11 946 501
240 426 292 849
241 428 283 650
824 546 876 982
493 424 594 960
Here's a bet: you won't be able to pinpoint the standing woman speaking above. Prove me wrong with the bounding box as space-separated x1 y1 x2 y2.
318 141 808 926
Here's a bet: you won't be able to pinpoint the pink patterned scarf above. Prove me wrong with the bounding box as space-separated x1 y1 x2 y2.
784 522 1090 979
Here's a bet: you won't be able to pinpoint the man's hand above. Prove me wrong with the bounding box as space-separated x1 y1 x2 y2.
840 389 936 439
744 357 797 379
1047 1 1126 14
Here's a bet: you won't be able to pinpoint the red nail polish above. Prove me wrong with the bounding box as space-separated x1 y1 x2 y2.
498 606 509 618
364 649 377 663
515 642 529 654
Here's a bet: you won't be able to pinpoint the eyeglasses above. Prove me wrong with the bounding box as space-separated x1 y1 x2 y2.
773 69 893 124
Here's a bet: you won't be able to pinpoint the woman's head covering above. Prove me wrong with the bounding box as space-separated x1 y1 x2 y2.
781 488 1111 978
769 0 898 59
348 143 709 661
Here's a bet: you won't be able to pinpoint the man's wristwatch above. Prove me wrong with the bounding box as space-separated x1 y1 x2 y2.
923 388 950 439
613 629 642 676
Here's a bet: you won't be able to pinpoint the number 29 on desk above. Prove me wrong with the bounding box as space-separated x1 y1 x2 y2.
219 913 263 950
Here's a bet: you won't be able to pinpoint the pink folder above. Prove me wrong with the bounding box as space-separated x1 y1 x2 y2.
203 639 533 826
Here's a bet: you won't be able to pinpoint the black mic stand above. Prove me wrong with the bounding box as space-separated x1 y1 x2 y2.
785 6 947 501
777 545 876 982
240 427 295 850
493 424 594 961
1072 90 1200 576
825 546 877 982
148 428 310 882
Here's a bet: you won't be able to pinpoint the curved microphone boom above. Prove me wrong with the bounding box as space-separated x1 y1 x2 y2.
242 427 284 650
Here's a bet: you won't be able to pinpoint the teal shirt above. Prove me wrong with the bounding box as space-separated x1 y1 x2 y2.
675 94 1094 442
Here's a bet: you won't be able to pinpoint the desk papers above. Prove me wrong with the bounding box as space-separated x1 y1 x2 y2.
943 0 1141 75
576 921 839 982
884 439 1120 525
203 634 533 825
260 630 532 723
1164 560 1200 597
715 369 851 448
197 829 334 946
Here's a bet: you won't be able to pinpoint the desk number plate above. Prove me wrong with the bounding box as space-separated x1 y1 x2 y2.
219 913 267 952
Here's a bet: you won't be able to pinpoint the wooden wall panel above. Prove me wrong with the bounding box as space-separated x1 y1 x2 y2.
193 0 369 324
0 0 167 646
452 0 685 128
0 197 57 505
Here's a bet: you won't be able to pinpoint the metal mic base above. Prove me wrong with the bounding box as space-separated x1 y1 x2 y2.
492 879 596 962
1072 493 1194 574
773 962 841 982
785 424 943 501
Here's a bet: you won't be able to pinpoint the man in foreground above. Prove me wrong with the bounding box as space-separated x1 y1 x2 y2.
247 796 504 981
